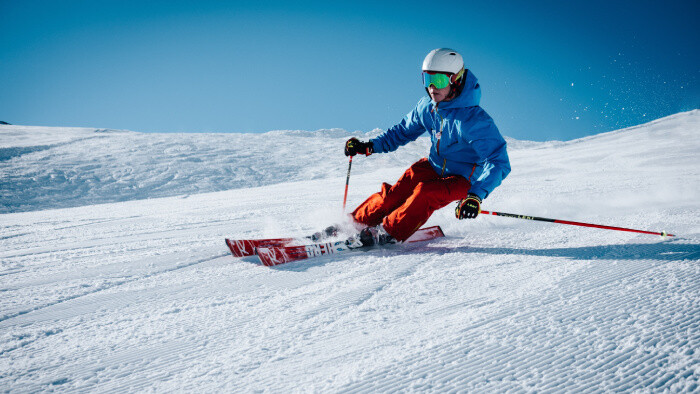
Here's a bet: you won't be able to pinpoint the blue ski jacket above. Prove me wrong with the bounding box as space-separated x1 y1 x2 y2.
370 70 511 200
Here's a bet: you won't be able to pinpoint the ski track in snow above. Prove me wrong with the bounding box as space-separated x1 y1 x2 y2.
1 110 699 392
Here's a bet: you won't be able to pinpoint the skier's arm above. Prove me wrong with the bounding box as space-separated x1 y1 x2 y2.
370 101 428 154
467 121 511 200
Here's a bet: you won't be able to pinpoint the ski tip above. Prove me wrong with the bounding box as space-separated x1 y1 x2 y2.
405 225 445 243
255 247 279 267
255 247 270 266
225 238 247 258
225 239 237 256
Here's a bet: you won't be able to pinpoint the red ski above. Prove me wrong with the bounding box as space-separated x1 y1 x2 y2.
256 226 445 267
225 237 298 257
225 226 339 257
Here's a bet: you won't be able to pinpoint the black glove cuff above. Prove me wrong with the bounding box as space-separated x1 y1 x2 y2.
365 141 374 156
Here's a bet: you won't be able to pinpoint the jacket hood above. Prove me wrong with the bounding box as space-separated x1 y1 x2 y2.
431 69 481 109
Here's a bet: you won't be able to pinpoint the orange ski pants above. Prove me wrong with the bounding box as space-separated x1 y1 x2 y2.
352 158 471 242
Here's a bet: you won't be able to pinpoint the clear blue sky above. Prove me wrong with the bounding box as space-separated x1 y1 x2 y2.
1 0 698 141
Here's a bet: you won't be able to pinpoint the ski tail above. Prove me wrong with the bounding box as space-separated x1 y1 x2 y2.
257 225 445 266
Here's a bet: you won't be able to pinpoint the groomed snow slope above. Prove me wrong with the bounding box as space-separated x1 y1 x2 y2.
1 111 699 392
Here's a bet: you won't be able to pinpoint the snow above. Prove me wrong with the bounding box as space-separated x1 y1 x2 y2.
1 110 699 391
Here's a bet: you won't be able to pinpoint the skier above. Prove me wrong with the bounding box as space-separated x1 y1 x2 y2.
344 48 511 246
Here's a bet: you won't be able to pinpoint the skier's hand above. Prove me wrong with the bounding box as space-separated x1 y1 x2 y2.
345 138 373 157
456 194 482 219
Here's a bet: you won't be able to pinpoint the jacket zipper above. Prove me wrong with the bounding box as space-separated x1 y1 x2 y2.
434 104 447 176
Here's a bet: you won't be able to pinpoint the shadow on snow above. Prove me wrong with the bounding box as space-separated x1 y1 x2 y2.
268 240 700 272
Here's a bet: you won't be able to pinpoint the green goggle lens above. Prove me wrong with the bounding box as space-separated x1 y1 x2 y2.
423 72 451 89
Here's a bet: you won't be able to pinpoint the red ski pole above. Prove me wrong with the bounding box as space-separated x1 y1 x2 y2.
342 156 353 212
480 210 674 237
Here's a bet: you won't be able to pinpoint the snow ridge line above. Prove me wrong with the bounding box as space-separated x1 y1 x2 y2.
0 134 111 162
6 262 397 392
0 252 229 327
360 253 694 390
339 247 699 392
231 242 699 390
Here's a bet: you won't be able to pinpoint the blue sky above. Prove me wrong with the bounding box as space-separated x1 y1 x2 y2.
1 0 697 141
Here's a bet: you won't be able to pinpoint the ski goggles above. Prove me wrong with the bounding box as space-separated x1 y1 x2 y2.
422 72 452 89
422 68 465 89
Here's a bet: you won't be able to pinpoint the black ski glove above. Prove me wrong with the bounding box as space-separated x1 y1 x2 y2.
345 138 373 157
456 193 482 219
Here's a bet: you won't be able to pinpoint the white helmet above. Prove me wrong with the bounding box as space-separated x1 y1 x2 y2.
422 48 464 75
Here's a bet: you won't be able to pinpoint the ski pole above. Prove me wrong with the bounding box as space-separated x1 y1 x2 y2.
480 210 674 237
342 156 353 212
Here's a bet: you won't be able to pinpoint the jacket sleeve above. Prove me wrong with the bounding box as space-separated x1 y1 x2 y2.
370 100 428 153
466 116 511 200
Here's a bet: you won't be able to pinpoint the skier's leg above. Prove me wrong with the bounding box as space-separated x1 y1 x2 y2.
352 158 437 227
382 175 470 242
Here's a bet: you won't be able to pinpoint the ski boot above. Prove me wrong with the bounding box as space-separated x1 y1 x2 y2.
310 225 339 242
357 225 397 247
